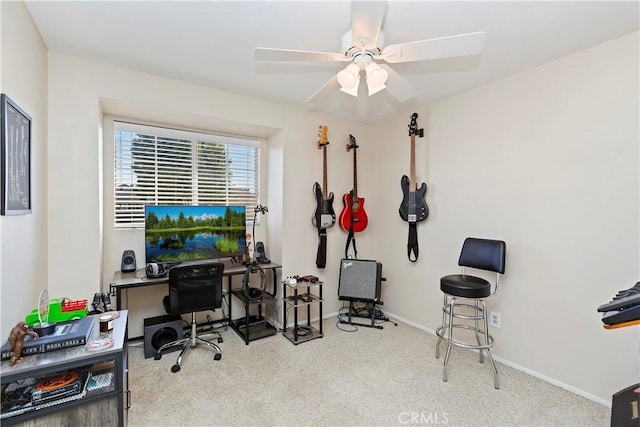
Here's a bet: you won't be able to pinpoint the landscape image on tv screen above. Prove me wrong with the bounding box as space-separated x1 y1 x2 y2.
145 205 246 264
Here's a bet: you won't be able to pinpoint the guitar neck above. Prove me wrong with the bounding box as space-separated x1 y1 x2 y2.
322 145 328 199
409 134 416 192
352 148 358 198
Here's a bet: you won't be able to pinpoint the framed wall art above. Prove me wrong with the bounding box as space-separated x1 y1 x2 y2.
1 93 32 215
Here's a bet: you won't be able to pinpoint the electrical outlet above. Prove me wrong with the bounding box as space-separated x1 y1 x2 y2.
490 311 502 328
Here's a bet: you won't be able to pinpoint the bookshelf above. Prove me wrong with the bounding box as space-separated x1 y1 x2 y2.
0 312 129 426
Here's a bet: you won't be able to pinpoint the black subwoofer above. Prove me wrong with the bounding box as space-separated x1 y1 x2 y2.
338 259 383 302
143 315 184 359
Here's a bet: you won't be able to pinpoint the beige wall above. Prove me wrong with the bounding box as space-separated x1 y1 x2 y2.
366 32 639 404
0 1 48 338
46 52 365 339
1 0 638 406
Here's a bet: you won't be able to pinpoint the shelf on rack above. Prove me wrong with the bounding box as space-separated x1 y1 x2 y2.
282 325 323 345
284 293 322 306
229 316 277 342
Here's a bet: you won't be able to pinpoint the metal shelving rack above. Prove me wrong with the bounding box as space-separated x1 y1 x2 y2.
229 290 278 344
282 279 324 345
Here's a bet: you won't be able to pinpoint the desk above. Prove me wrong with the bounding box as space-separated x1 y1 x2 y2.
109 261 281 342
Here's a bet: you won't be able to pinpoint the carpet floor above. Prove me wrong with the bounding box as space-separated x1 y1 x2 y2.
127 316 609 426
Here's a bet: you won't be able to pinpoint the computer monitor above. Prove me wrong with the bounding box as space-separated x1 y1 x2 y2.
144 205 246 265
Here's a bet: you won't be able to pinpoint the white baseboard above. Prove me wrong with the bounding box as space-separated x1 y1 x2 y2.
275 309 610 407
385 310 611 408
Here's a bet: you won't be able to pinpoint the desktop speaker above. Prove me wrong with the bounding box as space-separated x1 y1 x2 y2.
338 259 382 302
255 241 270 264
121 250 136 273
256 241 266 258
143 315 184 359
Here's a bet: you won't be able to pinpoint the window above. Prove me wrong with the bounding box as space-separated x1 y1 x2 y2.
113 121 261 228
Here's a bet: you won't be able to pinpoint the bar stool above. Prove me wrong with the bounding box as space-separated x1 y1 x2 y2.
435 237 506 389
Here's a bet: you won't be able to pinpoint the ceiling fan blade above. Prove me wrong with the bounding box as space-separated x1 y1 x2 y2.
306 75 341 104
255 47 347 63
381 31 486 64
379 64 416 103
350 1 386 49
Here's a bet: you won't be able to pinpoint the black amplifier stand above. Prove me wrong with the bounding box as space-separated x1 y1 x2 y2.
339 300 387 329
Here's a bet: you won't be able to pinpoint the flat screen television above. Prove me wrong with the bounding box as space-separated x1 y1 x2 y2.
144 205 246 265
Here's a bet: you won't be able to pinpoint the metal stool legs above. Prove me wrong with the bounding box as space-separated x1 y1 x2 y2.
435 294 499 389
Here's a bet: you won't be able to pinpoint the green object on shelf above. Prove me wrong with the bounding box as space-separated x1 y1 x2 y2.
25 298 88 328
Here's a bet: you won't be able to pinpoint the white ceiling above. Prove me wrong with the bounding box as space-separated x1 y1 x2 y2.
25 1 639 124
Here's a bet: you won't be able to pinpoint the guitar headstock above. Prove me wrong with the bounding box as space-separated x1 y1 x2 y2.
408 112 424 137
317 125 329 149
345 134 358 151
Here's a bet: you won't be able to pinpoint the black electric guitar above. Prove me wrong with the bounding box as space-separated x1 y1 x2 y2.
399 113 428 262
399 113 428 223
312 125 336 230
312 125 335 268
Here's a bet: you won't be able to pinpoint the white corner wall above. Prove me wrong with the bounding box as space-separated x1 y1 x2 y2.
366 32 639 404
4 0 637 406
0 1 48 340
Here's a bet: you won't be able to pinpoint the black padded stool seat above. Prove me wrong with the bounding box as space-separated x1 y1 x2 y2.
441 274 491 299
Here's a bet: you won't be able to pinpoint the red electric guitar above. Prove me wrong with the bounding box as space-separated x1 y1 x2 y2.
339 135 368 233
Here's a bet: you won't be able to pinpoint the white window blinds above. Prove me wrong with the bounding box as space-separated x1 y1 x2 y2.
114 121 261 228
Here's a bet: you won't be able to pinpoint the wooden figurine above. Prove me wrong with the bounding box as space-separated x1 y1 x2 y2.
8 321 39 366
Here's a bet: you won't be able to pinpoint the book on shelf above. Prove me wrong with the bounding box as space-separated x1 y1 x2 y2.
1 371 91 420
30 372 86 404
1 316 95 361
33 371 91 410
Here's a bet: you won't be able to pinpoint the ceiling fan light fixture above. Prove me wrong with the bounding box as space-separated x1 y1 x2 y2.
365 62 388 86
337 63 361 97
367 81 386 96
340 81 360 97
365 62 388 96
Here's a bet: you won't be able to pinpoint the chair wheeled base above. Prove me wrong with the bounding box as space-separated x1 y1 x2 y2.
154 312 222 373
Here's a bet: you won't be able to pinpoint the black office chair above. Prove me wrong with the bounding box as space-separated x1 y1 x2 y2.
435 237 506 389
154 262 225 373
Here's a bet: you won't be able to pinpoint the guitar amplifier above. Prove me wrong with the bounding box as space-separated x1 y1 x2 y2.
338 259 382 302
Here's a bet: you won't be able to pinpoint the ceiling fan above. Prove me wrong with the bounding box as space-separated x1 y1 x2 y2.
255 1 486 104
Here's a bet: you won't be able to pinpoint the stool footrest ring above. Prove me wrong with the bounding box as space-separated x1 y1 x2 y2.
441 305 486 321
435 324 495 350
442 301 486 318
